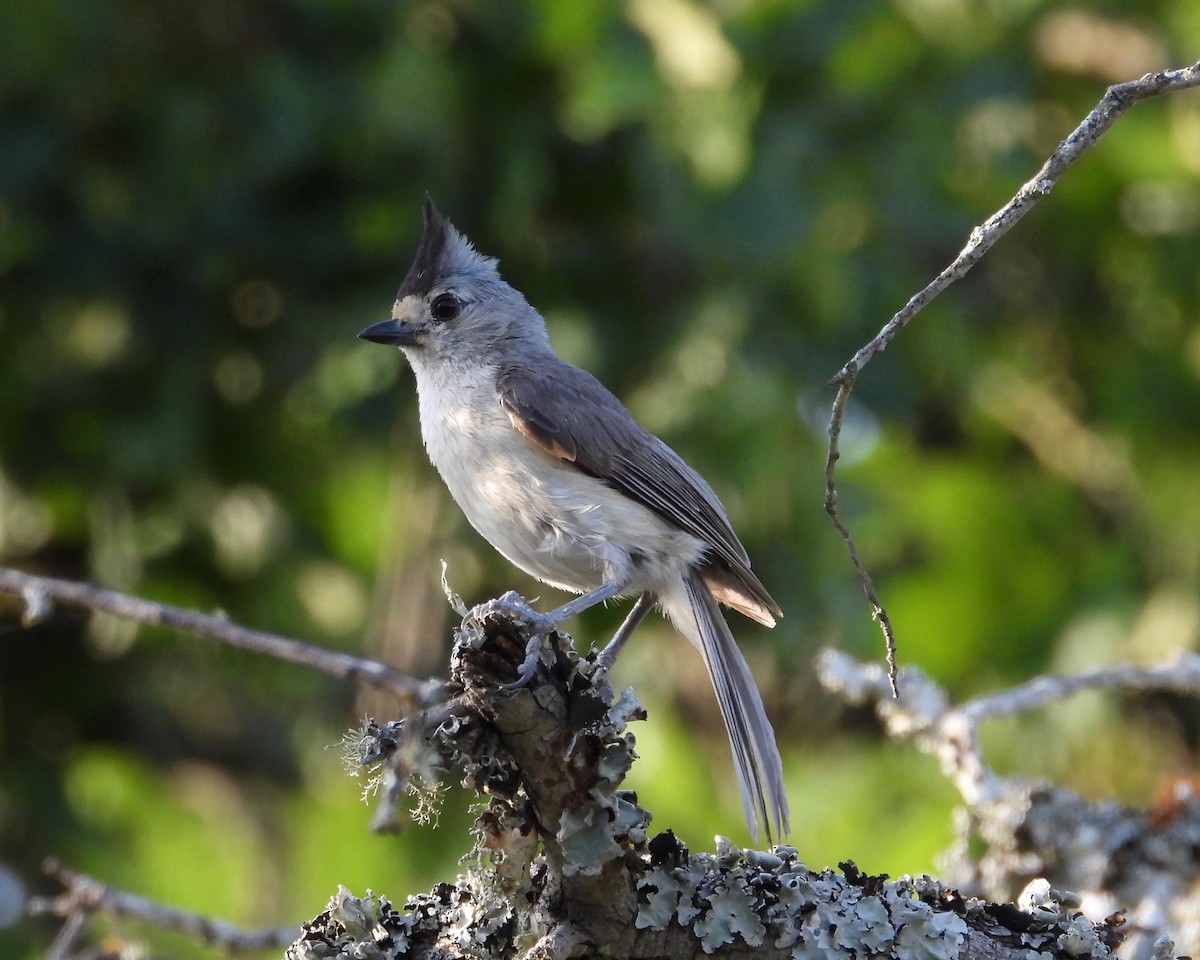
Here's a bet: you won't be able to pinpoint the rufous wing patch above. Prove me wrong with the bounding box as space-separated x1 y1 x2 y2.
500 394 578 463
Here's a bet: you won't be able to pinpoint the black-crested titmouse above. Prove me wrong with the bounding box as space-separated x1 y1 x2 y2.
359 200 789 844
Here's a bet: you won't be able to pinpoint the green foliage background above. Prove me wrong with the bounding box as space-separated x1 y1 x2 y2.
1 1 1199 956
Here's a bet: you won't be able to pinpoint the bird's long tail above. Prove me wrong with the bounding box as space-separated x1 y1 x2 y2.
662 572 790 846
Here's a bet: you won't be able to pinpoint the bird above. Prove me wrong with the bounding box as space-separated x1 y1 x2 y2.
358 199 789 844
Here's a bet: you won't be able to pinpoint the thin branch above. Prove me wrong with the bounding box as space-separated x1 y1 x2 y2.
30 859 298 954
31 859 298 955
823 381 899 695
817 647 1200 960
829 61 1200 388
961 653 1200 725
0 567 437 704
45 909 86 960
822 60 1200 687
817 648 1200 806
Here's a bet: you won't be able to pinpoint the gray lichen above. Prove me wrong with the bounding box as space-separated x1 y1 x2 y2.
291 603 1127 960
287 886 411 960
636 844 969 958
288 840 1123 960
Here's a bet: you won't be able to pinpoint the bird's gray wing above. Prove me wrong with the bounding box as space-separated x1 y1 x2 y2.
497 361 781 624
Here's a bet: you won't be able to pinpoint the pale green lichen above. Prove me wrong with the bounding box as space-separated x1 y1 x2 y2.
1056 921 1103 957
287 886 412 960
555 687 648 877
895 912 968 960
405 774 446 826
607 686 647 727
558 805 623 877
439 561 469 617
693 879 766 951
636 866 686 930
636 848 974 960
835 895 894 953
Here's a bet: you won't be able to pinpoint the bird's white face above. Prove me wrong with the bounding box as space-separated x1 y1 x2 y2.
390 294 422 322
384 293 437 349
388 277 533 371
360 199 553 370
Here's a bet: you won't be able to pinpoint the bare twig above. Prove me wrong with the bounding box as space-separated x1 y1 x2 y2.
817 648 1200 805
961 654 1200 725
45 908 86 960
829 61 1200 388
0 567 437 704
823 382 899 696
822 61 1200 690
30 859 298 954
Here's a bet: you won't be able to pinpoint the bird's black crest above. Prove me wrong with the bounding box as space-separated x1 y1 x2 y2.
397 197 451 300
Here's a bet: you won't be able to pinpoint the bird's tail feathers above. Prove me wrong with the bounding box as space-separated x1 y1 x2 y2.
663 573 790 846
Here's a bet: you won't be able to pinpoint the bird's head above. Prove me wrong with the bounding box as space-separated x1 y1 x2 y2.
358 199 548 368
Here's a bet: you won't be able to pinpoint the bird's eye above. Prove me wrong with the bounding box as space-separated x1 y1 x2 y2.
430 293 461 322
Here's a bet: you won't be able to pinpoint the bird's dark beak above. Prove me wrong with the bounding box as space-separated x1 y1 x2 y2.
358 319 420 347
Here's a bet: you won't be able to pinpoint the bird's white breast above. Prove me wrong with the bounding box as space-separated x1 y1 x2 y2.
407 358 704 597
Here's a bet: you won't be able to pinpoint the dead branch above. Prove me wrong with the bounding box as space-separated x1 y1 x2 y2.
288 604 1127 960
28 859 298 955
818 648 1200 960
0 566 437 704
6 577 1135 959
821 60 1200 688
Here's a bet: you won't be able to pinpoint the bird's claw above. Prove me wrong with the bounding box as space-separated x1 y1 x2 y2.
590 647 616 683
466 592 560 690
501 633 547 690
469 590 540 626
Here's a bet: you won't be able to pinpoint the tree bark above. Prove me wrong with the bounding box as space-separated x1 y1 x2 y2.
287 603 1125 960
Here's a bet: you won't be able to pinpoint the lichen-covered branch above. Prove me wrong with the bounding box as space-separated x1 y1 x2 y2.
821 60 1200 681
289 603 1126 960
28 859 298 956
818 648 1200 960
0 566 437 704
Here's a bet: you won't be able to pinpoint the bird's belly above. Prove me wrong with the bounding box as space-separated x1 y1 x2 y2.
423 404 703 595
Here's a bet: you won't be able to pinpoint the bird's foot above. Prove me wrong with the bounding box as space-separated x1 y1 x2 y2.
466 591 560 690
504 633 548 690
590 640 621 680
468 590 538 625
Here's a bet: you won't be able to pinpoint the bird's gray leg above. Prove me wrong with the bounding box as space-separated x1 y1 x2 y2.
595 591 656 674
539 580 628 627
489 580 628 690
